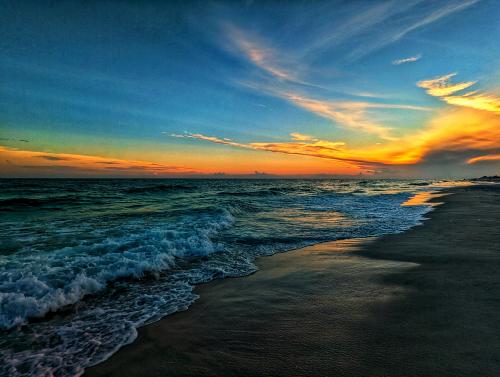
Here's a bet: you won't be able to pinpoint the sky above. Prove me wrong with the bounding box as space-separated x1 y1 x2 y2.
0 0 499 178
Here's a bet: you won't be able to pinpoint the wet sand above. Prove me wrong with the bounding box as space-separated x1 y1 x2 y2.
86 185 500 377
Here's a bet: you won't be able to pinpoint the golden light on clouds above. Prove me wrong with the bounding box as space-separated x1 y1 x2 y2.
418 73 476 97
443 93 500 114
467 154 500 164
0 146 197 176
168 69 499 176
178 65 500 171
3 64 498 177
418 73 500 114
172 107 500 172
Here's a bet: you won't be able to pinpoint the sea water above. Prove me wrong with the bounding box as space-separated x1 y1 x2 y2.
0 178 454 376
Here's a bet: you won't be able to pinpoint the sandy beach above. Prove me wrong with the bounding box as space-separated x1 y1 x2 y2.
86 185 500 377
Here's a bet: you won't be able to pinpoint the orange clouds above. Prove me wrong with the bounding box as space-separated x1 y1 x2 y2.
0 146 197 176
443 92 500 114
173 107 500 172
412 108 499 153
417 73 500 114
3 105 498 178
4 67 499 178
418 73 476 97
467 154 500 164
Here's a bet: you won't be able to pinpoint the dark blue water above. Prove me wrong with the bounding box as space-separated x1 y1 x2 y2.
0 179 451 376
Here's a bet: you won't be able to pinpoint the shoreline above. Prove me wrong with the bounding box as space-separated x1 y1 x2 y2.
86 185 500 377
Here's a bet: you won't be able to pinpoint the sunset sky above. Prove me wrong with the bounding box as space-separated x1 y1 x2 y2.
1 0 499 178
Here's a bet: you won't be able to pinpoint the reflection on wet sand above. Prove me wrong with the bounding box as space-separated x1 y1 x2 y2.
402 191 450 206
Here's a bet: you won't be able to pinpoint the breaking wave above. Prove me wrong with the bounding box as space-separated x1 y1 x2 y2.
0 208 234 329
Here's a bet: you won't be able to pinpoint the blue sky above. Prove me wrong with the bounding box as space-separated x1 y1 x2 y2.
1 0 499 177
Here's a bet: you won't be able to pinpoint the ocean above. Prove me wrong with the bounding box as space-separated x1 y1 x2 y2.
0 178 455 376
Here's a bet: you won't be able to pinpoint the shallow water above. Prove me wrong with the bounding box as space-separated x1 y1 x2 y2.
0 178 456 376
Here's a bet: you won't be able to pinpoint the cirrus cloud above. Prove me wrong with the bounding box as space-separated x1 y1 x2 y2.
392 54 422 65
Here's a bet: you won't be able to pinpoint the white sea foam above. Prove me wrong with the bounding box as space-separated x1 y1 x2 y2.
0 208 234 329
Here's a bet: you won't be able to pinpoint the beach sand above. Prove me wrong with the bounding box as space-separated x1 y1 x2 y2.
86 185 500 377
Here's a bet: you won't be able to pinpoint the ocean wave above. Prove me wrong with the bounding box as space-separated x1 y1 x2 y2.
0 276 200 377
0 208 234 329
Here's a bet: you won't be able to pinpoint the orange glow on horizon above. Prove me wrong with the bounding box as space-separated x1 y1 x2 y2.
0 146 198 176
2 108 499 177
172 107 500 172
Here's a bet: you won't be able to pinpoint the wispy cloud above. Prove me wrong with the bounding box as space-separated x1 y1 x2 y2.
238 78 431 140
280 93 431 140
347 0 480 61
0 146 197 176
290 132 316 141
301 0 415 56
417 73 500 113
226 24 297 82
170 132 357 164
283 94 396 140
392 54 422 65
467 154 500 164
418 73 476 96
223 14 440 142
0 137 30 143
35 155 72 161
168 132 249 149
